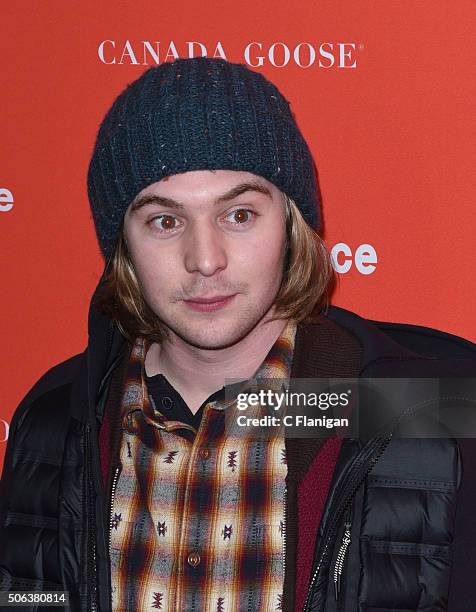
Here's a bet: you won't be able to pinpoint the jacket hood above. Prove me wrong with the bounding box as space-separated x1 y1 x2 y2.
326 304 475 376
74 261 128 424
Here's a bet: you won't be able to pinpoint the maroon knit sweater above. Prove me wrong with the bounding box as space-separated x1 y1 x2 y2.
295 437 342 610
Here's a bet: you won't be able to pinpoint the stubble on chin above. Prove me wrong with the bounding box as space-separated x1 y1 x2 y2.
159 299 277 351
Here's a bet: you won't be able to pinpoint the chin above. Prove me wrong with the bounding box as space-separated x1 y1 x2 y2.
153 298 277 349
174 324 251 350
164 309 266 350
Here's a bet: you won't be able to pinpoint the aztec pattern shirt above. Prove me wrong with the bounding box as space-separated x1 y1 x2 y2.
109 320 296 611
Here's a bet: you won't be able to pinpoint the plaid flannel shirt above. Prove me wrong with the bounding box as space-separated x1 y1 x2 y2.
110 320 296 611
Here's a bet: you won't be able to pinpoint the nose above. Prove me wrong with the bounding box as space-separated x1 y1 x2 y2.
183 220 228 277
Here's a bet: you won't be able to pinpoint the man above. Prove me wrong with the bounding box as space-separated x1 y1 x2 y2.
0 57 475 612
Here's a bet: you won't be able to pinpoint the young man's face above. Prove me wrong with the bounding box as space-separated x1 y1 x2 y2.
123 169 288 350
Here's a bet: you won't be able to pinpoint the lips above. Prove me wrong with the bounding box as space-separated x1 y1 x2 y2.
185 295 234 304
183 294 237 312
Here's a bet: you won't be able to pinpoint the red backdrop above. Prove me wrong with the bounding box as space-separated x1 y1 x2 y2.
1 1 475 467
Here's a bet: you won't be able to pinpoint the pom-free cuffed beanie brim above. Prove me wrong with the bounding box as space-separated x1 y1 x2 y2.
87 56 322 260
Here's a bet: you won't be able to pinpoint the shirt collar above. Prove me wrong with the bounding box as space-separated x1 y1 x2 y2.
122 318 297 427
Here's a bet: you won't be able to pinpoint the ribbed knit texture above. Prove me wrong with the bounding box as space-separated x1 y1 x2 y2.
87 56 321 259
294 437 343 611
283 312 363 612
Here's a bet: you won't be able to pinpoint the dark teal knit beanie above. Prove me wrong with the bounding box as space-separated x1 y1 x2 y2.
87 56 322 260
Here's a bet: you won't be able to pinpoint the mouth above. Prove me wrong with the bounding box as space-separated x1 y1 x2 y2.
183 294 237 312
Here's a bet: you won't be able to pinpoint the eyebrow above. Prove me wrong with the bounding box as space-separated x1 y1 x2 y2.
129 180 272 214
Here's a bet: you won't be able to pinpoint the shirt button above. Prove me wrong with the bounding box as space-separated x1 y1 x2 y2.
199 448 210 460
187 552 201 567
161 396 173 410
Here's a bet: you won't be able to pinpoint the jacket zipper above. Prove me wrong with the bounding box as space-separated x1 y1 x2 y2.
85 423 99 612
282 485 287 582
333 506 352 601
108 465 122 556
108 464 122 611
83 322 125 611
302 434 393 612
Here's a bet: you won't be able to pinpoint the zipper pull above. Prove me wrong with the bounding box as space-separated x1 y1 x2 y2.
333 507 352 601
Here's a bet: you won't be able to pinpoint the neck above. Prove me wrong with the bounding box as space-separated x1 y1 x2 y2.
145 315 289 414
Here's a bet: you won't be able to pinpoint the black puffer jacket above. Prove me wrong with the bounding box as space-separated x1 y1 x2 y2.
0 272 475 611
